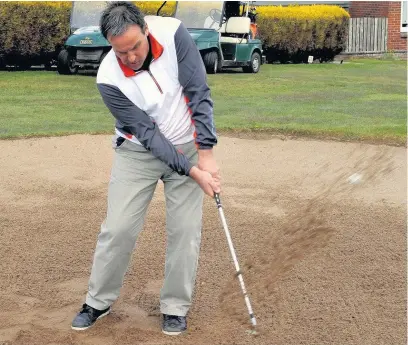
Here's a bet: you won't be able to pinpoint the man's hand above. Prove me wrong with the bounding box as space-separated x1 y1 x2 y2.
198 149 220 180
189 166 220 197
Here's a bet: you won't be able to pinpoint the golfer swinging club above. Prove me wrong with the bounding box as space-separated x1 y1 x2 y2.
71 1 221 335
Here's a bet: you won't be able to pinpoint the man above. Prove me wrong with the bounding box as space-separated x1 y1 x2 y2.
71 1 221 336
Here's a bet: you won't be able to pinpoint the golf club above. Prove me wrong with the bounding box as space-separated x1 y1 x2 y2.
214 193 257 333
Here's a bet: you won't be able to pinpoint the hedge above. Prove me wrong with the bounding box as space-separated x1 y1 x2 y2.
132 1 176 16
256 5 350 63
0 1 71 68
0 2 348 68
0 1 175 68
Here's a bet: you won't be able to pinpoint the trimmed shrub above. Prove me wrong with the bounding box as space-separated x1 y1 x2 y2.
256 4 350 63
0 2 348 67
0 1 70 68
133 1 176 16
0 1 175 68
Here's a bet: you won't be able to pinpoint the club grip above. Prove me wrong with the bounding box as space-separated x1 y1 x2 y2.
214 193 221 208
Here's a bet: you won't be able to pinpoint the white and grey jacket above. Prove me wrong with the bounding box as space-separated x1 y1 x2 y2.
96 15 217 176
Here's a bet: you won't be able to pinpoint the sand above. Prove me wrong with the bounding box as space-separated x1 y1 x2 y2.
0 134 405 345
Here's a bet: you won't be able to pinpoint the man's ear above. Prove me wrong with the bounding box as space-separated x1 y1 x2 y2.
145 24 149 36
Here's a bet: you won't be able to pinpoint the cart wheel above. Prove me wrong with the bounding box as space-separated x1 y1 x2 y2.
203 51 218 74
243 52 261 73
57 49 78 75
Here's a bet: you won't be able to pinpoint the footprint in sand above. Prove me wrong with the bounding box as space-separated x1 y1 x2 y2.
0 278 167 344
0 279 88 343
55 277 88 295
0 294 41 341
0 298 80 332
129 279 163 317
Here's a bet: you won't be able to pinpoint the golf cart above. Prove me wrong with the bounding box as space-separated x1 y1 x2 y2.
57 1 111 74
172 1 265 74
57 1 264 75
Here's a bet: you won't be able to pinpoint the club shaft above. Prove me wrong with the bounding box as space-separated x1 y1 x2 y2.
216 196 257 327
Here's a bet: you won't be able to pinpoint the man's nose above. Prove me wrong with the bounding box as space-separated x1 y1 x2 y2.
127 52 137 63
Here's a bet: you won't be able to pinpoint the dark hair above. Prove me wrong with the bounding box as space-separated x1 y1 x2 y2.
100 1 146 40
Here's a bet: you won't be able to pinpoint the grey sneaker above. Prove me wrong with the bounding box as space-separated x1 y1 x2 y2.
71 304 110 331
162 314 187 335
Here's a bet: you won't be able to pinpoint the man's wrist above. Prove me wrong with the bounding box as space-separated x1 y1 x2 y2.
189 165 203 180
198 148 214 157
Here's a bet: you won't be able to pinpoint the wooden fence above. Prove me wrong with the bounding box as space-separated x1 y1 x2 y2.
345 17 388 54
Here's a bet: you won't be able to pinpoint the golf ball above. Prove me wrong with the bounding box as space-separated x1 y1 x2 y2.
348 173 362 184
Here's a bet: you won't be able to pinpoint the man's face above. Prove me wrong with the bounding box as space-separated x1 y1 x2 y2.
109 24 150 71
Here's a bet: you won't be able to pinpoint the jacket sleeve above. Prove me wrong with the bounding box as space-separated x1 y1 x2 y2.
174 21 218 150
97 83 195 176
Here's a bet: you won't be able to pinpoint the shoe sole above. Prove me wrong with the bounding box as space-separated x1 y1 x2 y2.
162 330 184 336
71 310 110 331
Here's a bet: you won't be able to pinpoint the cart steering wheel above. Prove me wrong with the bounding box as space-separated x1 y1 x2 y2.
209 8 222 22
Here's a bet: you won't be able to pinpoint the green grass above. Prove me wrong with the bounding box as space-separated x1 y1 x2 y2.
0 58 406 145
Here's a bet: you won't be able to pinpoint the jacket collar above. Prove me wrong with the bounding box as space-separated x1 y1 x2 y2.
116 33 164 78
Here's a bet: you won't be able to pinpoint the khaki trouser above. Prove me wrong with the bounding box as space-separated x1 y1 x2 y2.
85 137 204 316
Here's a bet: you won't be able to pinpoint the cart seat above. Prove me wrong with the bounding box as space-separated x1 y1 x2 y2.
219 36 248 43
219 17 251 44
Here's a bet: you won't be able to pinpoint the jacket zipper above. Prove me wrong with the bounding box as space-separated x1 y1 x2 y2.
147 69 163 94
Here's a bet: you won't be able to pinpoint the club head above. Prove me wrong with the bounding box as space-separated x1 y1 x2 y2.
245 328 259 336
